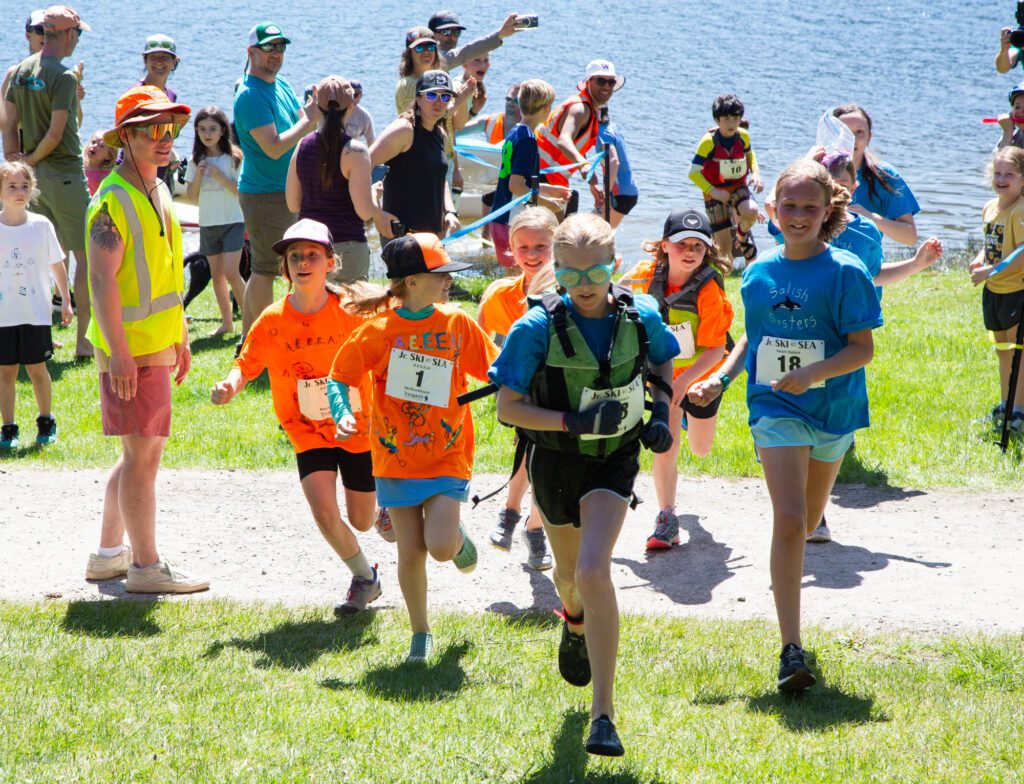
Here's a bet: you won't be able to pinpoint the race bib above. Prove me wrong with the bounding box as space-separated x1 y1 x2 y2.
578 375 645 441
719 158 747 181
755 336 825 389
669 322 696 360
297 378 361 421
384 348 453 408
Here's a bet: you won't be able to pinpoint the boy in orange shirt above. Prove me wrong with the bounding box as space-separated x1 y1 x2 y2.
328 233 499 662
211 219 388 614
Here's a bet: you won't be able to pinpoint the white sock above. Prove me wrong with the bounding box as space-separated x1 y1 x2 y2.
343 549 374 580
97 544 125 558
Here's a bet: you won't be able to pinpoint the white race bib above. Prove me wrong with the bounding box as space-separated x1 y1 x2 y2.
755 336 825 389
297 378 361 421
578 375 645 441
669 322 696 360
384 348 454 408
719 158 747 181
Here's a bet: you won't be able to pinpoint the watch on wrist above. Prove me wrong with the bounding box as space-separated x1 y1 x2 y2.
713 371 731 391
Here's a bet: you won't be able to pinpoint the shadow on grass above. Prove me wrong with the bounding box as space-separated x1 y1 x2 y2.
803 540 950 590
323 639 471 702
487 565 561 628
745 682 888 732
520 708 662 783
61 598 161 637
613 514 749 606
832 451 926 506
203 609 378 670
189 331 239 355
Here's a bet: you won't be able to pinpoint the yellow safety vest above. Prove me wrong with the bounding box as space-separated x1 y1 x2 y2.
85 172 185 357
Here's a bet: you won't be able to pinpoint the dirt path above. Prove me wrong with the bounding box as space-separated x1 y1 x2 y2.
3 467 1021 636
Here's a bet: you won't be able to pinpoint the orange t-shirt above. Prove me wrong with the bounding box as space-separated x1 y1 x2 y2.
477 275 527 342
235 292 372 454
625 259 733 383
329 303 500 480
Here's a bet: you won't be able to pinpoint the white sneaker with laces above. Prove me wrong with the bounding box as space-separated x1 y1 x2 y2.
85 547 133 580
126 561 209 594
807 520 832 543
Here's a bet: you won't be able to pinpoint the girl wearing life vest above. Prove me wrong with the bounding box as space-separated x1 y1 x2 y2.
689 159 883 693
490 214 678 757
211 219 390 615
622 209 734 551
328 233 499 663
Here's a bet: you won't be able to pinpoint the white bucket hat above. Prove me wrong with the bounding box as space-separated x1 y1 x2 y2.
578 59 625 92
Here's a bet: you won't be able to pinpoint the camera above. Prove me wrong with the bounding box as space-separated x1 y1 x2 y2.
515 14 539 29
390 220 407 237
1010 1 1024 49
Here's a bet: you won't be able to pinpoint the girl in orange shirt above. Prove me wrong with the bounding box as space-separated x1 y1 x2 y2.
623 209 734 551
211 219 389 615
329 233 499 662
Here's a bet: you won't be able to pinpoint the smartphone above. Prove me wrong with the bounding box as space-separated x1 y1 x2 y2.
514 14 539 29
390 220 407 237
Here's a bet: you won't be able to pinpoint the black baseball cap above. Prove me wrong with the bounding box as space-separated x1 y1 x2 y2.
416 69 454 94
428 10 466 31
382 234 473 279
663 209 713 245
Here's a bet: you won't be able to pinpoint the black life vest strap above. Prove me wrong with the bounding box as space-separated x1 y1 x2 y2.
471 435 528 508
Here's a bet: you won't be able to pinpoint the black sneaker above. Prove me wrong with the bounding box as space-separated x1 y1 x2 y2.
558 618 591 686
0 423 19 449
35 415 57 445
585 714 625 757
777 643 816 693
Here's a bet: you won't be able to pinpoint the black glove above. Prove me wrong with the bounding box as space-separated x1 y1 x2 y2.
640 401 673 453
564 399 625 436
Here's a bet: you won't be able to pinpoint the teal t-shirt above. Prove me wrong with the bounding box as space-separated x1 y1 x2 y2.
233 74 301 194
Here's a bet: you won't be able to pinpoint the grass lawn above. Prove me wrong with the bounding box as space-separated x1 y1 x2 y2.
3 254 1020 488
0 601 1021 783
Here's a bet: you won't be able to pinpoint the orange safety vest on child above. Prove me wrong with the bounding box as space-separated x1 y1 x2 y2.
329 304 499 480
536 88 599 188
235 291 373 454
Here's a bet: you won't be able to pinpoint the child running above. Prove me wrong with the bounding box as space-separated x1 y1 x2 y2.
490 213 678 756
478 207 557 570
970 146 1024 432
689 159 883 692
0 161 73 449
211 219 389 614
689 94 763 262
185 106 246 337
328 233 499 662
622 208 734 550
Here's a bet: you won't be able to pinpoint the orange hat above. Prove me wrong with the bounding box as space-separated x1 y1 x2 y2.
42 4 91 32
317 75 354 113
103 85 190 148
382 233 472 278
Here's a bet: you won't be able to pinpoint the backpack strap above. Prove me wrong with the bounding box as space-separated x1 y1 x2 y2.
541 291 574 358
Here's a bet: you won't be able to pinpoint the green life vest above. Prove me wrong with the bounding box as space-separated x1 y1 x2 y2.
646 261 724 368
523 286 649 458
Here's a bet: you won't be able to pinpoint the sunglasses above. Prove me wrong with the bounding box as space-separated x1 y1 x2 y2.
145 40 175 52
27 25 44 35
422 91 452 103
413 42 437 53
554 262 614 288
257 42 286 53
133 122 182 141
505 96 519 106
591 77 617 88
437 28 461 37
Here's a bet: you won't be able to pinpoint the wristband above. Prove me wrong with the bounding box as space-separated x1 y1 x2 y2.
469 108 479 117
712 371 731 391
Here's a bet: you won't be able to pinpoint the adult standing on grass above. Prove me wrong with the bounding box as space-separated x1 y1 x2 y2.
233 22 319 343
83 86 207 594
3 5 92 359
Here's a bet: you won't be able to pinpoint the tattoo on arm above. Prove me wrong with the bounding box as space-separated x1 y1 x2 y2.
90 203 122 253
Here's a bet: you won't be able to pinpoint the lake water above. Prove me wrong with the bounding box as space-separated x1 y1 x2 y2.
1 0 1012 260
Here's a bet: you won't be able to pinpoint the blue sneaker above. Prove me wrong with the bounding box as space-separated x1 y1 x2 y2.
0 423 19 449
35 415 57 445
406 631 434 663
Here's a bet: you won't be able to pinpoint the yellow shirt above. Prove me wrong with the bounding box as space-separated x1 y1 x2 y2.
983 196 1024 294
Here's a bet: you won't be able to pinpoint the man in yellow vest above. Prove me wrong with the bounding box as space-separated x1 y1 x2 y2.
83 85 208 593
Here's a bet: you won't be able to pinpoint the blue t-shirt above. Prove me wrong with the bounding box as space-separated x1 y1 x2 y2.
852 160 919 221
489 291 679 394
768 215 883 299
233 74 301 194
740 245 883 435
598 122 638 197
490 122 539 226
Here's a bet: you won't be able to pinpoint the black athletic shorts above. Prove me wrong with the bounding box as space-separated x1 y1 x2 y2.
525 439 640 527
983 288 1024 333
609 193 638 215
681 387 722 419
295 447 376 491
0 324 53 365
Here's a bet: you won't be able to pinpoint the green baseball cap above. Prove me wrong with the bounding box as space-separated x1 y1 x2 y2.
248 22 290 47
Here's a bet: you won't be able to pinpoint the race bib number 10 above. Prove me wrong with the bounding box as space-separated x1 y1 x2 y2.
385 348 454 407
719 158 747 181
755 336 825 389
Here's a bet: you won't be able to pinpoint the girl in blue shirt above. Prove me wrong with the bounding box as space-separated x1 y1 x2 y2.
690 159 883 693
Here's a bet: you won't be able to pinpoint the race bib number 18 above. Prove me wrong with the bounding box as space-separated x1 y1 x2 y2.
755 336 825 389
385 348 454 407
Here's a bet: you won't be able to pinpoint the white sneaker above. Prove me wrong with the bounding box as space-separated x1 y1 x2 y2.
807 520 832 543
126 560 209 594
86 547 133 580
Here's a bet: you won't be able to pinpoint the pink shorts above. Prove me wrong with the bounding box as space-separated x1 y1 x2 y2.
490 222 515 267
99 365 172 437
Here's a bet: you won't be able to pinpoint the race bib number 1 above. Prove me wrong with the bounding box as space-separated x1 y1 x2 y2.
755 336 825 389
578 376 645 441
385 348 454 408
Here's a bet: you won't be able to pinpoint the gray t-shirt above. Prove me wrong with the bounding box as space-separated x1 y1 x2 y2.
4 52 82 172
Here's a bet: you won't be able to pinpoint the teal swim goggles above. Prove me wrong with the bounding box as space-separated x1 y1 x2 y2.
554 262 615 288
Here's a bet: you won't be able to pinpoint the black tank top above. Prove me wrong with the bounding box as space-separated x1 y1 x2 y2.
382 121 446 235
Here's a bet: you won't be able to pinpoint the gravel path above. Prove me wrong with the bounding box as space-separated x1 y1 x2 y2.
3 467 1021 636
